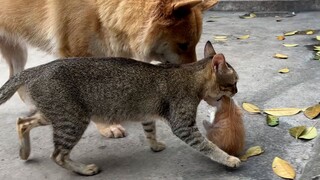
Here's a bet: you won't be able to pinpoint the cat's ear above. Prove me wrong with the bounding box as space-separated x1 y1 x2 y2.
212 53 229 72
203 120 213 131
204 41 216 58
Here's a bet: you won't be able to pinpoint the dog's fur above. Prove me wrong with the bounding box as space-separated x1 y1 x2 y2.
0 0 218 138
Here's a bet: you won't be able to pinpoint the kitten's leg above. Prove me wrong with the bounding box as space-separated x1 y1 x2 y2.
170 110 241 168
91 116 126 138
51 119 99 175
141 121 166 152
16 112 50 160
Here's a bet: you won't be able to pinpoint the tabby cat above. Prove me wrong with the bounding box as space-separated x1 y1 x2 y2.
0 41 240 175
203 96 245 156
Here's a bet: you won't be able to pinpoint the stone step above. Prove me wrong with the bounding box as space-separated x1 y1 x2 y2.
211 0 320 11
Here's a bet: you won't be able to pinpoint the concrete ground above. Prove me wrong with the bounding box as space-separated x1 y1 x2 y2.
0 11 320 180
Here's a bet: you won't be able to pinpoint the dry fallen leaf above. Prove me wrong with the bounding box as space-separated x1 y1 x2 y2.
284 31 298 36
283 43 299 47
272 157 296 179
289 126 306 139
214 35 227 41
304 104 320 119
240 146 264 161
306 30 314 35
277 35 285 40
278 68 290 73
299 127 318 140
242 102 261 114
237 35 250 40
317 36 320 41
239 13 256 19
264 108 301 116
273 53 288 59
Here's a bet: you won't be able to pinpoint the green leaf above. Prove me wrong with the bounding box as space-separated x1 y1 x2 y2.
299 127 317 140
267 115 279 127
289 126 306 139
316 36 320 41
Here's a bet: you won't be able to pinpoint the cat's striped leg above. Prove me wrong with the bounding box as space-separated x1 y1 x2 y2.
141 121 166 152
16 111 50 160
51 118 99 175
170 109 241 168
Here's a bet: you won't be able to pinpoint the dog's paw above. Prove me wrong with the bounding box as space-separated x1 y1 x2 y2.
225 156 241 168
99 124 127 138
151 141 166 152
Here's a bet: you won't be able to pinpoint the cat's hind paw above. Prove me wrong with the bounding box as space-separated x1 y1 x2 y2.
151 141 166 152
225 156 241 168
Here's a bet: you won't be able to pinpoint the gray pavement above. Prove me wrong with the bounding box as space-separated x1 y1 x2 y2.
0 11 320 180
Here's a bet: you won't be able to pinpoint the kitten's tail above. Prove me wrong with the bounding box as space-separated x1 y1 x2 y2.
0 71 29 105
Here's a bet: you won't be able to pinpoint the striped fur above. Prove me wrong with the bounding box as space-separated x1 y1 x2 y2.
0 41 240 175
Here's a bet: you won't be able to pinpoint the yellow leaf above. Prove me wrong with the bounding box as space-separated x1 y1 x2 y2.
277 36 285 40
214 35 227 42
214 35 227 39
237 35 250 40
240 146 264 161
283 43 299 47
242 102 261 114
278 68 290 73
263 108 301 116
306 30 314 35
304 104 320 119
284 31 298 36
273 53 288 59
317 36 320 41
272 157 296 179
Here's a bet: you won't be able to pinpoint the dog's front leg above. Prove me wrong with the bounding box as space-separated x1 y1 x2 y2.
91 116 126 138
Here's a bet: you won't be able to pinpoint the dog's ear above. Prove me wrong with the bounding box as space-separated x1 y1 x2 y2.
199 0 219 11
171 0 202 17
204 41 216 58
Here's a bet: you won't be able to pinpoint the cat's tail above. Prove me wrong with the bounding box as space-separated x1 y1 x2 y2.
0 71 29 105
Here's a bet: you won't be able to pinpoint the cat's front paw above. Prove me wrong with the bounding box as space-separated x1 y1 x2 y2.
151 141 166 152
98 124 127 138
225 156 241 168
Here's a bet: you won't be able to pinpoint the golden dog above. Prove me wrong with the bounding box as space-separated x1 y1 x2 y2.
0 0 218 138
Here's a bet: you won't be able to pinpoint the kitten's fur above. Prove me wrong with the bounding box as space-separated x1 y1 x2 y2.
203 96 245 156
0 41 240 175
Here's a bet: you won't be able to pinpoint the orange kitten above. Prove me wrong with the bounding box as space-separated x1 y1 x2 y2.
203 96 245 156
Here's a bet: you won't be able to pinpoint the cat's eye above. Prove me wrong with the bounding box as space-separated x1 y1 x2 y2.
178 43 189 51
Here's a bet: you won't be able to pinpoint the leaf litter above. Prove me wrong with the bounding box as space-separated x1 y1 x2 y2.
272 157 296 179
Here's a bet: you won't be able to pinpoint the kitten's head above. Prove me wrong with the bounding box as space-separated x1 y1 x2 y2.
203 41 239 105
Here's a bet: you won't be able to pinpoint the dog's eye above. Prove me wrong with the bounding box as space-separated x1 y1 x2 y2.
178 43 188 51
